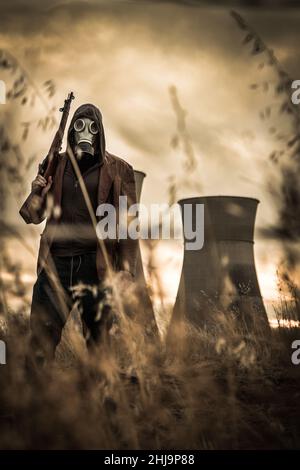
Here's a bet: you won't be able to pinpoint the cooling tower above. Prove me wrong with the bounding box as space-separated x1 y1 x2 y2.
133 170 159 338
133 170 145 204
171 196 270 334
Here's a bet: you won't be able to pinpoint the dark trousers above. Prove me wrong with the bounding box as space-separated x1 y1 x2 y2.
29 252 112 365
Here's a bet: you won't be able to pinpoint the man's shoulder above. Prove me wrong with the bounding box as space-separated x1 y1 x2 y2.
105 151 133 171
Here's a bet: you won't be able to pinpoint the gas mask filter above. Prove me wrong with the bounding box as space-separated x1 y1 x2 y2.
73 117 99 157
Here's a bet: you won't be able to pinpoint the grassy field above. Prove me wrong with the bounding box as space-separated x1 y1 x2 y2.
0 298 299 450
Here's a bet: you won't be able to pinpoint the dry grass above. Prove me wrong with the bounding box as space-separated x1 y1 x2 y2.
0 297 300 450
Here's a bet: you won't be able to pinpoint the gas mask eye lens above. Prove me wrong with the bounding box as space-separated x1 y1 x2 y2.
89 121 99 135
74 118 85 132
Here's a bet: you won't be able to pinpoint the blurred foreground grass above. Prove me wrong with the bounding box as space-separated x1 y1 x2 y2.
0 300 299 450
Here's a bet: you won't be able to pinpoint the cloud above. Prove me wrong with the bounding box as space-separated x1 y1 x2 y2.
1 0 300 221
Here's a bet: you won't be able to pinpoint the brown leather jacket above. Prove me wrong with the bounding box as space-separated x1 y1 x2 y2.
19 150 138 279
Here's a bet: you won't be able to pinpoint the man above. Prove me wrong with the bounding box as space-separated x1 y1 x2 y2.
20 103 138 365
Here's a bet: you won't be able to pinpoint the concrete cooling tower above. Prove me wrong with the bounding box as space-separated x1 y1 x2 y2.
170 196 270 334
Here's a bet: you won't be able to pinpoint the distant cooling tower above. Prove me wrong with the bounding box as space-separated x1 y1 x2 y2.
133 170 159 338
133 170 145 204
171 196 270 334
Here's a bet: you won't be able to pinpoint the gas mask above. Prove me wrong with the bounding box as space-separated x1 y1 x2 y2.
73 117 99 157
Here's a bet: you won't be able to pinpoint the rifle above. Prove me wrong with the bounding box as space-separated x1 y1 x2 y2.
38 91 75 180
19 91 75 223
